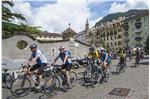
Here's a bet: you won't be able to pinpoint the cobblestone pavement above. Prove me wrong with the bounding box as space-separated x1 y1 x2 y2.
2 56 149 99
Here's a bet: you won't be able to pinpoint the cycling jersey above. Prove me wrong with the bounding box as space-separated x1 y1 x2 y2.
56 51 72 64
100 51 111 63
118 50 126 59
31 49 47 64
88 50 100 60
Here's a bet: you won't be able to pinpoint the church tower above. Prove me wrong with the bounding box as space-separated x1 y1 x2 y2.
85 19 89 30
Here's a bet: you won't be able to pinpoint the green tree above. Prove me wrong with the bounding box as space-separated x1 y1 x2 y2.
2 1 26 22
2 1 41 38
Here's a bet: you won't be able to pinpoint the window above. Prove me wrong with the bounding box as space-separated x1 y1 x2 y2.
107 37 109 40
118 41 122 45
114 30 117 35
115 42 116 46
115 36 116 39
118 35 122 39
111 42 113 46
118 29 121 32
111 37 112 40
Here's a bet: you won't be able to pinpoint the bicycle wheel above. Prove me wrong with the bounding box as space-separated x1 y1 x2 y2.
70 71 77 87
44 76 60 97
90 71 100 87
105 72 111 82
5 74 13 89
10 76 31 98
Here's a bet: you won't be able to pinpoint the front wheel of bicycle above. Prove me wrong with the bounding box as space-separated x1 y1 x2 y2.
44 76 60 97
70 71 78 87
5 74 13 89
90 71 100 87
10 76 31 98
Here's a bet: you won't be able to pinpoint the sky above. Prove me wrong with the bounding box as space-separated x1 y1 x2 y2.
12 0 149 33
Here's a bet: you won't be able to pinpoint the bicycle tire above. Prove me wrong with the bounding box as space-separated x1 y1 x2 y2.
44 76 60 97
70 71 77 87
5 73 13 89
90 71 100 87
10 76 31 98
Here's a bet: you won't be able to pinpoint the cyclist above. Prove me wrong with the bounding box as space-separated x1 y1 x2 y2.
24 44 47 89
118 48 126 66
52 46 72 88
135 47 141 65
99 48 111 74
87 46 100 63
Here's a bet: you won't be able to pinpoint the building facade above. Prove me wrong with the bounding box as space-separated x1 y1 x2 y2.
76 10 149 52
122 12 149 49
94 17 125 51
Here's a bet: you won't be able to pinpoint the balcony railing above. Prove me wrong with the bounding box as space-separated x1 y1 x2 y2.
135 22 142 29
135 37 142 41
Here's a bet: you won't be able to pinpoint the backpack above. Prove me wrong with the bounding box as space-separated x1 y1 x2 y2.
65 51 71 58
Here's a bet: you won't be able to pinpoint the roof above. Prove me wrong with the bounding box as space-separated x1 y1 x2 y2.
124 11 149 21
39 31 63 37
62 27 77 34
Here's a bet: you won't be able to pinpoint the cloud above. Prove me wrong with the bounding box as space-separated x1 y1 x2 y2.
109 0 149 13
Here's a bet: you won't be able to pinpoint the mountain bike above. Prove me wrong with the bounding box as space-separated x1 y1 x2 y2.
2 68 14 89
44 64 77 96
10 64 52 98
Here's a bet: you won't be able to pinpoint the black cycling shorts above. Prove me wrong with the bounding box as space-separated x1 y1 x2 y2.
30 63 47 73
61 64 72 71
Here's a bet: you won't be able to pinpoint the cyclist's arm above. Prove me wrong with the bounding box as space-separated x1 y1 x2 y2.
104 53 108 63
63 55 68 64
30 50 41 65
53 55 59 64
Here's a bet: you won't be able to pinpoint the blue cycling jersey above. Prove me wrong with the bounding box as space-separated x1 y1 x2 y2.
32 50 47 64
100 52 111 63
59 51 72 64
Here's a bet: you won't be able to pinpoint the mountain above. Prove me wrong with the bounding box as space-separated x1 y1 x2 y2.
95 9 149 26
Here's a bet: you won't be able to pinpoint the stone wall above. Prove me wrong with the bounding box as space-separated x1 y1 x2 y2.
2 35 89 69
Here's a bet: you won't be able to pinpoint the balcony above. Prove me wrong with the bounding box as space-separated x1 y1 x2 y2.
135 37 142 41
135 22 142 29
134 28 141 33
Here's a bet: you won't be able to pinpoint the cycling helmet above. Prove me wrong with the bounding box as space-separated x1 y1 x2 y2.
89 47 95 52
100 48 105 51
30 44 37 49
59 45 65 50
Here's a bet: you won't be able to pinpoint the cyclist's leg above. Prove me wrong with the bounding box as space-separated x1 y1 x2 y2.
38 63 47 84
65 64 72 84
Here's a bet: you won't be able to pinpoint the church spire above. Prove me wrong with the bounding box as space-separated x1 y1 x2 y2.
85 19 89 30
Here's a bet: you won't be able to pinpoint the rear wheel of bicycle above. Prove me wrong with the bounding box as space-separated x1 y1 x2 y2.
90 71 100 87
5 74 13 89
44 76 60 97
70 71 77 87
10 76 31 98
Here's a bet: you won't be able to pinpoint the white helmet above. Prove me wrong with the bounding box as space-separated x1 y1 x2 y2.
100 48 105 51
59 45 65 50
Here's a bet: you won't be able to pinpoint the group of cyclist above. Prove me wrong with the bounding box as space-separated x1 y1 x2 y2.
24 44 72 89
23 43 142 90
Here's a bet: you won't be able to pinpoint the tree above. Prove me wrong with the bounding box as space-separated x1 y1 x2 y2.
2 1 26 22
2 1 41 38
